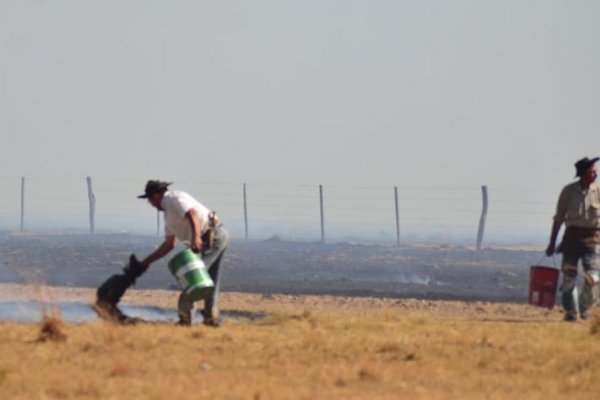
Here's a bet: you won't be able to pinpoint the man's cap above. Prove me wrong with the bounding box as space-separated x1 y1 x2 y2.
137 180 172 199
575 157 600 177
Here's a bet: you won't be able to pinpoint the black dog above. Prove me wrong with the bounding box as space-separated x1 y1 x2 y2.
94 254 147 323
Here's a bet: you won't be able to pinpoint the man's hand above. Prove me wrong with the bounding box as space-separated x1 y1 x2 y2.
545 243 555 257
185 209 203 253
191 236 203 253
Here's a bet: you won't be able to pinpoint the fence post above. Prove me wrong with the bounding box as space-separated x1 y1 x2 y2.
394 186 400 246
319 184 325 242
20 176 25 231
243 182 249 240
476 185 488 251
86 177 95 234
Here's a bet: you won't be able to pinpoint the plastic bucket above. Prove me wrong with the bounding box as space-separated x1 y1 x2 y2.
168 249 214 302
529 266 559 309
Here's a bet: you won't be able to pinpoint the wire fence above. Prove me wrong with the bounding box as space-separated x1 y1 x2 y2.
0 176 557 247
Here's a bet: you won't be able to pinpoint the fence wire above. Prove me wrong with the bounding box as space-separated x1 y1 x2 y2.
0 177 557 246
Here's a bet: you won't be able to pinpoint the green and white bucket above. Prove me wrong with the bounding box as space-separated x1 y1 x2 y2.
168 249 214 302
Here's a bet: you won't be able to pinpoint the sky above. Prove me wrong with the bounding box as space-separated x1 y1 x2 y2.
1 0 599 192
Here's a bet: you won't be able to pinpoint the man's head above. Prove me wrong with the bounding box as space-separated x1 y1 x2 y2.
137 180 172 209
575 157 599 185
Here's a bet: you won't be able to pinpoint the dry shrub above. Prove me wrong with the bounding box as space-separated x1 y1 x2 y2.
37 316 67 343
15 275 69 343
29 283 68 343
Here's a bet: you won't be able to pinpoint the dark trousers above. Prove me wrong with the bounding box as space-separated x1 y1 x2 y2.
177 226 229 322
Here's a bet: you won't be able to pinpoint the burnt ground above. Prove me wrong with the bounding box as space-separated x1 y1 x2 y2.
0 231 555 304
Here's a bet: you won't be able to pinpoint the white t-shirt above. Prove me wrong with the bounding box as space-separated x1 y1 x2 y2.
161 190 211 242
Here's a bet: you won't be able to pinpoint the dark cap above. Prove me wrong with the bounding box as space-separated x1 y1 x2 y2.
137 180 172 199
575 157 600 177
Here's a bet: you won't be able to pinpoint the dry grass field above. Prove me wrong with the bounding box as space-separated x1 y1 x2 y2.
1 284 600 399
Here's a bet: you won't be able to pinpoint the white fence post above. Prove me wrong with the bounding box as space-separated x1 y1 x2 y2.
86 177 96 234
394 186 400 246
20 176 25 231
243 182 249 240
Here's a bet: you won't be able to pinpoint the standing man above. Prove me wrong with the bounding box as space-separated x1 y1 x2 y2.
546 157 600 321
138 180 229 326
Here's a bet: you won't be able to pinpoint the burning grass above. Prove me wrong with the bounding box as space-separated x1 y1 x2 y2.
1 295 600 400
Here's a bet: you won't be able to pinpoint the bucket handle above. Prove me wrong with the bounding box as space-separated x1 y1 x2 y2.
534 253 557 269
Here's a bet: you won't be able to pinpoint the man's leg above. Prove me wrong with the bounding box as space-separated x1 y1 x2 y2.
560 252 580 321
201 227 229 325
579 249 600 319
177 291 196 326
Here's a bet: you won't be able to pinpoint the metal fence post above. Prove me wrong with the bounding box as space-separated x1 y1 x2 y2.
86 177 96 234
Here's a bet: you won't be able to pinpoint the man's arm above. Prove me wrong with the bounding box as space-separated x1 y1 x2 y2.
546 219 562 256
185 208 203 253
547 187 569 256
141 235 176 268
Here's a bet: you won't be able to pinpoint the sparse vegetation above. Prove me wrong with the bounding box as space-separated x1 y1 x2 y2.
1 293 599 399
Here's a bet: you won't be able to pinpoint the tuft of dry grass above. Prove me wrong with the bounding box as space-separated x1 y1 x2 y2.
37 316 67 342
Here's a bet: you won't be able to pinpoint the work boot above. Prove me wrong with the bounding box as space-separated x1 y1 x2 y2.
176 312 192 326
94 301 129 323
580 309 590 320
564 313 577 322
202 308 221 327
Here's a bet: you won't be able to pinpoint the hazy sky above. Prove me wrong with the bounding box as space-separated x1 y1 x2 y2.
1 0 599 191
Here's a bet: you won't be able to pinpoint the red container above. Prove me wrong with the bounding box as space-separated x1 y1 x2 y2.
529 266 560 309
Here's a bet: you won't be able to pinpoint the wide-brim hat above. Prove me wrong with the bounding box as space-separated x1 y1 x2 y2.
575 157 600 177
137 180 172 199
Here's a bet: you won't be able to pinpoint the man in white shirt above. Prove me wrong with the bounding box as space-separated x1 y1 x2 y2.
138 180 229 326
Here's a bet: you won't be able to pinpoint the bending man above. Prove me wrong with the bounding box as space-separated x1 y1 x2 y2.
138 180 228 326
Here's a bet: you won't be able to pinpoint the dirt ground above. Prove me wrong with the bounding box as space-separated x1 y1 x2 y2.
4 233 600 400
0 231 573 322
0 282 565 324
